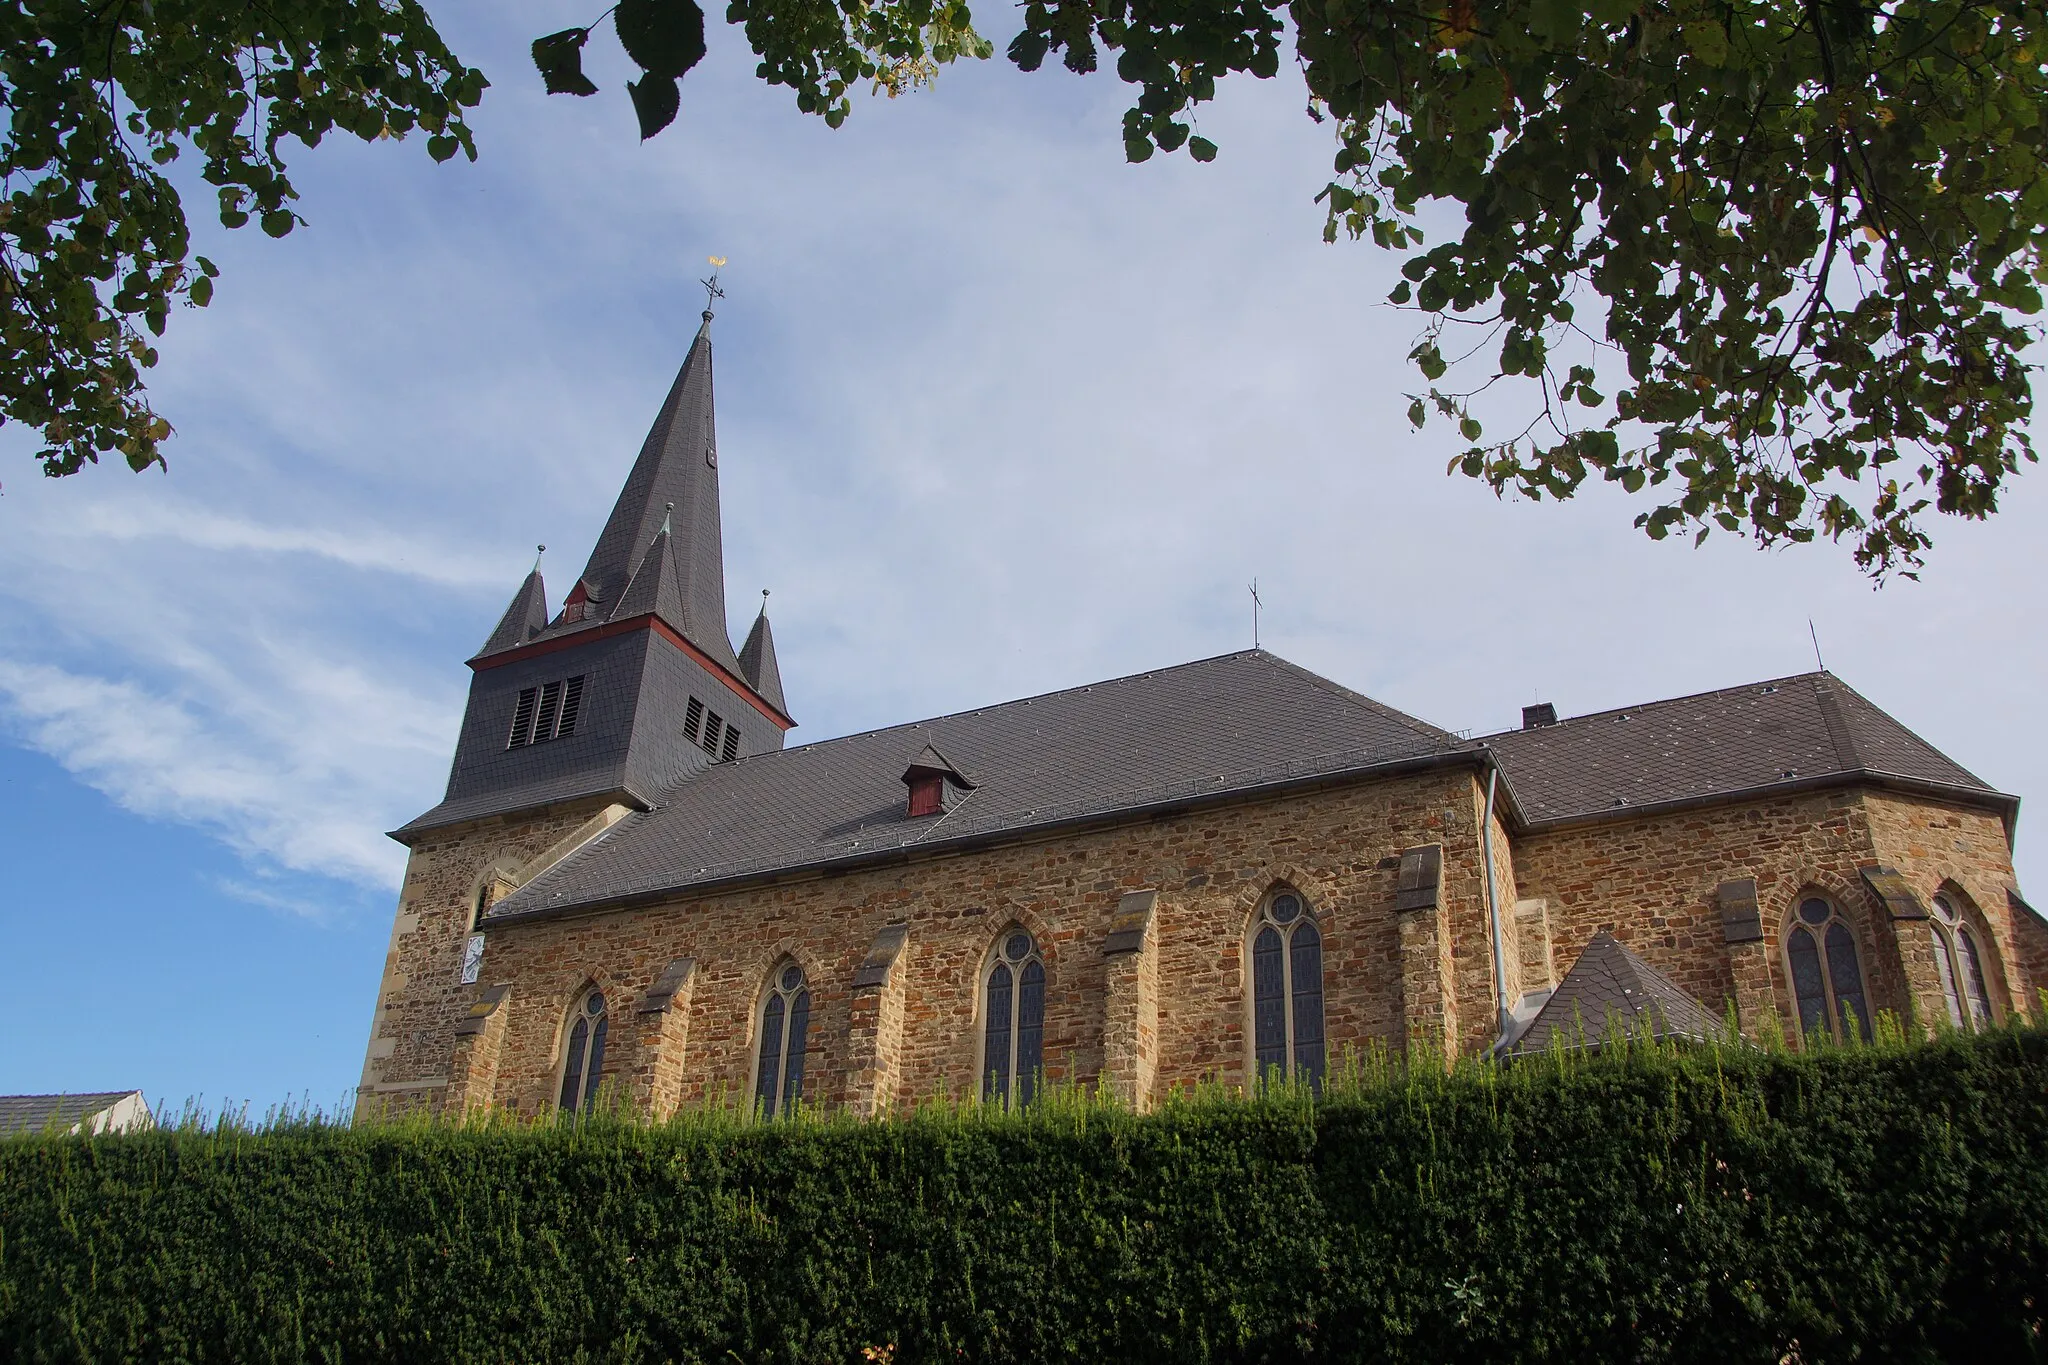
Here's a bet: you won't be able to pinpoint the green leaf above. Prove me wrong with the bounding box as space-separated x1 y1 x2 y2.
260 210 295 238
1460 417 1482 441
616 0 708 81
1007 31 1051 71
1189 137 1217 163
1684 22 1729 67
628 74 683 139
533 29 599 96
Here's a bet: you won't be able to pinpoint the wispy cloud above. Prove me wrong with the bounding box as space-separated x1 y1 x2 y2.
0 656 430 891
53 496 514 592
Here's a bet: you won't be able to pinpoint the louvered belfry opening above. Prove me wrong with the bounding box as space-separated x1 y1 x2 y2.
507 674 587 749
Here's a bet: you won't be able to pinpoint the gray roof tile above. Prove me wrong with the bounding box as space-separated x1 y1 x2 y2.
1508 931 1726 1054
475 569 549 659
0 1091 144 1137
483 654 2009 921
1485 672 1998 827
737 608 787 718
489 650 1461 920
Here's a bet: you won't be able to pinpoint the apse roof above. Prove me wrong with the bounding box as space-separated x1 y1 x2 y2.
1483 671 2002 828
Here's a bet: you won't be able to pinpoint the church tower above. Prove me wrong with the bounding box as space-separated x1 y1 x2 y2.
359 306 791 1113
397 307 793 840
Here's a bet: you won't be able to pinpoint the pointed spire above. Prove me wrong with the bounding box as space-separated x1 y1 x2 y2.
573 314 741 673
475 567 549 659
738 590 788 719
610 520 689 628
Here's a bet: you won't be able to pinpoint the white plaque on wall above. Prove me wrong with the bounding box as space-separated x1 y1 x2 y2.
460 933 486 985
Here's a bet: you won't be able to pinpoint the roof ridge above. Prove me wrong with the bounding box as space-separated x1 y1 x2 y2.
1819 673 1988 789
1253 651 1459 743
772 650 1306 757
1476 668 1836 739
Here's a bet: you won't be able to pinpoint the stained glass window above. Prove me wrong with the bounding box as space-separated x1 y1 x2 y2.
1783 897 1871 1043
983 928 1045 1108
1250 889 1325 1088
557 988 608 1113
1932 895 1996 1030
756 961 811 1118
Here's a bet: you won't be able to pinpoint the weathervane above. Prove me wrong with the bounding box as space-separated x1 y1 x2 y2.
1249 578 1262 649
701 255 727 319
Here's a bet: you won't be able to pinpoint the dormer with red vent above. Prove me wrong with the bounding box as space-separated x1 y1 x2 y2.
902 744 974 818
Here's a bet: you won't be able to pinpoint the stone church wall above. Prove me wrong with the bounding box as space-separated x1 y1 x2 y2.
366 768 2037 1121
458 766 1500 1117
1860 792 2031 1018
1509 788 2032 1037
357 797 633 1115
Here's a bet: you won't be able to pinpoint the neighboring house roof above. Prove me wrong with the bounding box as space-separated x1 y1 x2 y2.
0 1091 152 1137
1484 671 2006 829
1506 932 1726 1055
488 650 1464 923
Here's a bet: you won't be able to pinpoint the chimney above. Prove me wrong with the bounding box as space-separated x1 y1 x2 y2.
1522 702 1558 730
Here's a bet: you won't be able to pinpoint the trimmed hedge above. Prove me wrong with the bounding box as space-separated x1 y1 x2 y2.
3 1031 2047 1363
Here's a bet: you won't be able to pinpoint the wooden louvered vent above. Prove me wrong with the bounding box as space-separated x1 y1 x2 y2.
507 674 587 748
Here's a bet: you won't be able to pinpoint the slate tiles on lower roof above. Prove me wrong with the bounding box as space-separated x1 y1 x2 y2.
1507 931 1726 1055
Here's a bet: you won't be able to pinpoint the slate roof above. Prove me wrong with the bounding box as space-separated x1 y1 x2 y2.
0 1091 145 1137
1484 671 2004 828
738 608 787 717
1506 932 1726 1055
488 650 1464 922
475 568 548 659
483 650 2012 922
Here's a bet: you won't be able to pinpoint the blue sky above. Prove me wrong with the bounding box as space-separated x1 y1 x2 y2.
3 1 2044 1116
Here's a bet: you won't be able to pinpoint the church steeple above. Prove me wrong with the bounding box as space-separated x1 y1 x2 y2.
571 312 740 674
395 307 794 843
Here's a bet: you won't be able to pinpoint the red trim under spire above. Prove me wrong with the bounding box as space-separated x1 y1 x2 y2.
469 614 794 730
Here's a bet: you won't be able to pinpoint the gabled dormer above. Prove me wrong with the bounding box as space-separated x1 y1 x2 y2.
902 744 975 818
393 308 793 843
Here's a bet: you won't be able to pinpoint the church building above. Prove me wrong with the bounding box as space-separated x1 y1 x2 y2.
358 309 2047 1119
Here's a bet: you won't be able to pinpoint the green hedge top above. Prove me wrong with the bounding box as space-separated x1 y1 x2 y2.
4 1030 2046 1364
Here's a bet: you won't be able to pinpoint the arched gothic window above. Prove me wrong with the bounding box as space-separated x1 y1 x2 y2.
1784 895 1872 1042
1930 893 1994 1029
982 927 1045 1108
557 987 608 1113
1250 889 1325 1087
755 961 811 1118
